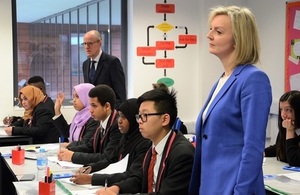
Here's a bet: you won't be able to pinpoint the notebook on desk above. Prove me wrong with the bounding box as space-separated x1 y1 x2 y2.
47 156 83 168
264 172 300 195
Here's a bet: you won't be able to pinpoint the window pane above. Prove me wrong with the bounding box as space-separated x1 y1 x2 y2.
14 0 126 105
111 0 122 59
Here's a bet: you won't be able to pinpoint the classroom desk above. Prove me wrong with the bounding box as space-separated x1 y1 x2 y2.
3 146 291 194
0 127 33 146
0 143 100 195
263 157 290 175
0 144 63 194
0 135 33 146
263 157 297 195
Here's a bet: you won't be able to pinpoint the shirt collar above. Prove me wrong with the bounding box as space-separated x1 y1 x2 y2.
153 130 172 156
101 113 110 130
90 49 102 63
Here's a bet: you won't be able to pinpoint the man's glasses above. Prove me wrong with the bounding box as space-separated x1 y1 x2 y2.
80 40 99 47
135 113 164 123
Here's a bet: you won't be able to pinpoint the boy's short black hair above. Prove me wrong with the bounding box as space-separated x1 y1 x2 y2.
27 76 45 84
137 88 177 129
89 84 116 110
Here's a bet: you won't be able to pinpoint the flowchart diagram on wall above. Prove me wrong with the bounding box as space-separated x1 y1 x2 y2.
136 1 198 87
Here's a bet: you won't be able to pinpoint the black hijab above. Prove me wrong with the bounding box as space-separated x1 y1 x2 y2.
117 98 145 159
117 98 139 138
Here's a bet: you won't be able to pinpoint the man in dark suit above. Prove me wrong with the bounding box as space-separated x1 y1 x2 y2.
82 30 126 108
96 88 195 195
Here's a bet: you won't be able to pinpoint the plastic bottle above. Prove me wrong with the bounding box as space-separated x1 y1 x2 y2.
36 148 48 181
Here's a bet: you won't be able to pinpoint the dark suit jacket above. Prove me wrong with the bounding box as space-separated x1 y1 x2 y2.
11 96 54 127
115 131 195 195
12 99 59 144
52 115 98 148
286 135 300 166
69 110 122 165
82 51 126 108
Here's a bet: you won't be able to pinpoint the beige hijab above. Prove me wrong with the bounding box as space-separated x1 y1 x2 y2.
19 86 45 120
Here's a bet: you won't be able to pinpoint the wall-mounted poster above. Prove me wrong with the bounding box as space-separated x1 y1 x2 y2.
286 1 300 91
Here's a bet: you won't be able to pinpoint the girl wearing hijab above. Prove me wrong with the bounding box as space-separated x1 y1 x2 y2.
4 85 59 144
70 98 150 186
53 83 98 148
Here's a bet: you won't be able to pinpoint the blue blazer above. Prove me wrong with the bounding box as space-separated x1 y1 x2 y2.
189 65 272 195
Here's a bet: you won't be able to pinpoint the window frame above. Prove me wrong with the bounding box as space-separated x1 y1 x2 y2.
12 0 127 106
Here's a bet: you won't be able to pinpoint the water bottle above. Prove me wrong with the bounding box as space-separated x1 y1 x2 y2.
36 148 48 181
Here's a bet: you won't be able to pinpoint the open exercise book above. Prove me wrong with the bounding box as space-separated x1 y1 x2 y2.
48 153 129 172
264 172 300 195
48 154 129 171
56 154 129 194
47 156 83 168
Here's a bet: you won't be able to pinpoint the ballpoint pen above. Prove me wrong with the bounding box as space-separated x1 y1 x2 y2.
80 167 88 174
59 137 62 152
105 178 107 190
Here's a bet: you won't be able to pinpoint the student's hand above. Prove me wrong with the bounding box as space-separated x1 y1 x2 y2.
54 92 65 116
283 119 297 140
282 119 295 131
76 166 92 174
61 142 70 148
4 126 13 135
3 116 13 126
57 148 74 162
96 186 119 195
70 174 92 184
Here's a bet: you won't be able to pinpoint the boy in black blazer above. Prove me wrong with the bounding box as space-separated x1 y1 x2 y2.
96 88 195 195
57 84 122 165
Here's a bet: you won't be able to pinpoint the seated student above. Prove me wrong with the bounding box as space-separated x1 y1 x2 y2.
57 84 122 165
152 82 188 134
96 88 195 195
3 75 54 125
4 85 59 144
265 90 300 166
70 98 150 186
52 83 98 148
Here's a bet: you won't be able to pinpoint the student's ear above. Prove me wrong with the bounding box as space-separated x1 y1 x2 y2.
161 113 170 127
104 102 111 111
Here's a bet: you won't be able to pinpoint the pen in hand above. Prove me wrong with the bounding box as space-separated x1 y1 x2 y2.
78 166 92 174
105 178 107 190
59 137 62 152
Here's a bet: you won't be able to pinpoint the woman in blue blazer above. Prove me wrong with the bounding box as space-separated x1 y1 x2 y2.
189 6 272 195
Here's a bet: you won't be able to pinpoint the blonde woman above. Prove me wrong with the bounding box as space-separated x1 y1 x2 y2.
189 5 272 195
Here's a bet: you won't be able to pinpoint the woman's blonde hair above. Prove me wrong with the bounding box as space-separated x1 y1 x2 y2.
208 5 260 66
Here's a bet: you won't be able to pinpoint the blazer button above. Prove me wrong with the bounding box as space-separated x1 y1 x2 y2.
203 134 208 139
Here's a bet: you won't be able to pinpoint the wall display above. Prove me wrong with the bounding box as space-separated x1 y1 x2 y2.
286 1 300 91
136 1 198 87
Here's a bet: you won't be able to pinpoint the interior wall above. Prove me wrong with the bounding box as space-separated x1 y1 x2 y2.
247 0 286 102
0 0 15 119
